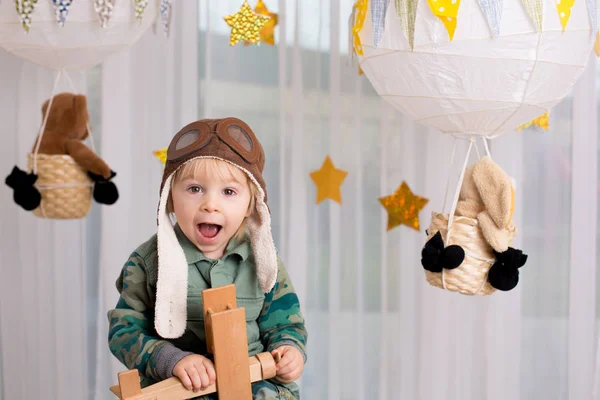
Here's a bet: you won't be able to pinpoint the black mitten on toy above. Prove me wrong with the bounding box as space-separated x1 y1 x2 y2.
421 231 465 272
5 166 42 211
88 170 119 205
488 248 528 291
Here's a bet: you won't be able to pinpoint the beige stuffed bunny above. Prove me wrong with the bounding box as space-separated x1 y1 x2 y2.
454 156 516 253
421 156 527 292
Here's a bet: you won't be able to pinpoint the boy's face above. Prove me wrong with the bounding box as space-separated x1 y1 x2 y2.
171 163 252 259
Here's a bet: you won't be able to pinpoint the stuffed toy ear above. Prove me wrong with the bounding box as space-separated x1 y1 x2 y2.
472 157 512 229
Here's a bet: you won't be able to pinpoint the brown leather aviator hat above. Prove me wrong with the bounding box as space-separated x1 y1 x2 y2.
155 118 277 339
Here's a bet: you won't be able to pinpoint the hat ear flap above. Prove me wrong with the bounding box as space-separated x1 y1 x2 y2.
155 173 188 338
247 192 277 293
472 157 512 229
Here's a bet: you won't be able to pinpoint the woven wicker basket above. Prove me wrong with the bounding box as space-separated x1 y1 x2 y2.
424 212 516 296
27 153 93 219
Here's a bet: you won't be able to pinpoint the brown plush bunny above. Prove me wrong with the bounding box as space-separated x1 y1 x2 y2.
33 92 113 179
5 92 118 211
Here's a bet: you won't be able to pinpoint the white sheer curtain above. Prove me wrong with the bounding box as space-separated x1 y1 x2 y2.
1 1 599 399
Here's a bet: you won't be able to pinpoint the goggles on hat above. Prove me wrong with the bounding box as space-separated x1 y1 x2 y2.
167 118 260 164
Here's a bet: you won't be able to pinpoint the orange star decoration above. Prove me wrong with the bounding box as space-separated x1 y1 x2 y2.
379 181 429 231
224 1 271 46
518 112 549 131
244 0 277 46
310 156 348 204
153 147 168 166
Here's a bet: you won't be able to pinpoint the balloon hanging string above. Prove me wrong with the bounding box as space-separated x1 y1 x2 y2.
441 137 458 214
482 136 492 159
446 139 474 243
442 135 493 243
32 69 63 175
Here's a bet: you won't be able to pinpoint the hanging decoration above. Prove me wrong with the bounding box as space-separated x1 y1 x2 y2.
244 0 277 46
134 0 148 23
595 29 600 57
352 0 368 56
421 153 525 295
354 0 592 137
371 0 391 47
154 147 168 166
396 0 418 50
310 156 348 204
556 0 575 31
15 0 38 32
518 112 549 130
379 181 428 231
52 0 73 27
224 1 271 46
159 0 173 37
0 1 158 70
426 0 461 41
351 0 592 297
94 0 115 28
348 5 364 75
4 89 119 220
521 0 543 32
477 0 503 38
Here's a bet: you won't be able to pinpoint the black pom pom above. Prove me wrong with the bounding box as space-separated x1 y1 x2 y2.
488 248 529 291
441 245 465 270
5 166 41 211
488 264 519 291
421 232 444 272
88 170 119 205
421 232 466 272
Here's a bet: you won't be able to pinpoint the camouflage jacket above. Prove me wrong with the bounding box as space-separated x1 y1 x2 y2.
107 232 307 386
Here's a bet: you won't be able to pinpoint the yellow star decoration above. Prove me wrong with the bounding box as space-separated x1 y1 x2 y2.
224 1 271 46
352 0 368 56
153 147 168 166
244 0 278 46
379 181 429 231
595 30 600 57
518 112 549 131
310 156 348 204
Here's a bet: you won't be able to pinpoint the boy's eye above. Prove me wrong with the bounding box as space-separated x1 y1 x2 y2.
223 188 236 196
188 185 203 194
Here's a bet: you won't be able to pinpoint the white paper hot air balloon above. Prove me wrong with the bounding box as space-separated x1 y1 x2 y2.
0 0 157 70
355 0 595 137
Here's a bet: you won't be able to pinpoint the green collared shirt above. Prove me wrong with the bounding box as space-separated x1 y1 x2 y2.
172 224 265 354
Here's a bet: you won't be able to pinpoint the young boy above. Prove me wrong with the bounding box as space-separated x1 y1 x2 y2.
107 118 307 399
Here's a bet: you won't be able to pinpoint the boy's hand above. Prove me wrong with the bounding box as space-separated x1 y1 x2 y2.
173 354 216 392
271 345 304 383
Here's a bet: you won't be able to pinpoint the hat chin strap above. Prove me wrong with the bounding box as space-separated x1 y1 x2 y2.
155 157 278 339
156 173 188 339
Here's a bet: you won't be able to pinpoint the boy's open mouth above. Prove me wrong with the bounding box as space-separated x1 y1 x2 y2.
198 223 222 239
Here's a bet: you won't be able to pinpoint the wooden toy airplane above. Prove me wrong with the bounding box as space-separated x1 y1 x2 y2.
109 284 280 400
